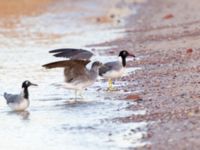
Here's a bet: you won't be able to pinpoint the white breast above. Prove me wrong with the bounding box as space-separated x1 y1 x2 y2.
102 68 124 79
8 99 30 111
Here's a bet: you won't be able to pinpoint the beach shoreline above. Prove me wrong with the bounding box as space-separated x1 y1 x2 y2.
110 0 200 149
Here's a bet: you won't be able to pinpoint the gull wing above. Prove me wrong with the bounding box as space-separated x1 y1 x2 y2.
4 93 21 104
49 48 93 60
42 60 90 69
99 61 121 76
42 60 91 82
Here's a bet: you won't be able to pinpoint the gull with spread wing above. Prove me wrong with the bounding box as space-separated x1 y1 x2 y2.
43 49 103 98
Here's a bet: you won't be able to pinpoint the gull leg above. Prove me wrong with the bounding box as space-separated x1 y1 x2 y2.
78 90 83 99
108 79 113 91
74 90 78 101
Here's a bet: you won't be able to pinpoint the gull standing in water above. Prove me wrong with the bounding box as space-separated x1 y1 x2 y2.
99 50 135 90
42 49 103 98
3 80 38 111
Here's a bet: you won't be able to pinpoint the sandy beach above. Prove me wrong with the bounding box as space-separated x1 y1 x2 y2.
105 0 200 149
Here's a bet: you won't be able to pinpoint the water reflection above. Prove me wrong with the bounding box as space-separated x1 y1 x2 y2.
7 111 30 120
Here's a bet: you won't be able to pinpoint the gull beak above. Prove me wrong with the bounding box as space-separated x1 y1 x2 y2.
30 83 38 86
128 53 136 59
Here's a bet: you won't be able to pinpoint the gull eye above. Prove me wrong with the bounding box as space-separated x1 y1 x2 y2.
123 51 127 56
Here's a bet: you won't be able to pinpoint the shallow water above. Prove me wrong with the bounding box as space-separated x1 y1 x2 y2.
0 0 147 149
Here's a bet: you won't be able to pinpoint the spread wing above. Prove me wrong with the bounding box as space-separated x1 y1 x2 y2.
42 60 91 82
42 60 90 69
43 48 94 83
49 48 93 60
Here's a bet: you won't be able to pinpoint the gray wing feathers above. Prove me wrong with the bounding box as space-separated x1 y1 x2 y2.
42 59 91 83
99 65 110 76
64 66 88 83
42 60 90 69
64 66 80 82
99 61 121 76
49 48 93 60
3 93 21 104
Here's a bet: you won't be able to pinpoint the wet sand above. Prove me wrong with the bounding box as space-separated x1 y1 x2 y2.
103 0 200 149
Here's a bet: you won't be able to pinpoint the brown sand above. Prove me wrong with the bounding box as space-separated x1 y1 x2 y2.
0 0 54 17
105 0 200 149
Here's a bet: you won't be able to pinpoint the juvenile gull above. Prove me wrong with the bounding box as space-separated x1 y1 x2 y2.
43 58 102 98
